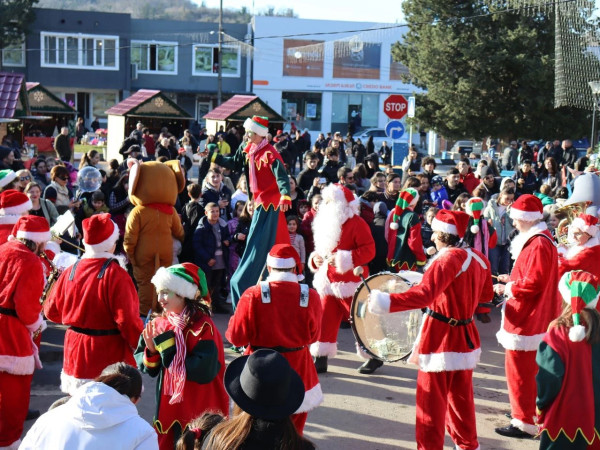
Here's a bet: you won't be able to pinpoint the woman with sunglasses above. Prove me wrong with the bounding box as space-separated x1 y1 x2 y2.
14 169 33 192
43 165 79 215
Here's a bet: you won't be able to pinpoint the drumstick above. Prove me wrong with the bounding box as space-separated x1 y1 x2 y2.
353 267 370 318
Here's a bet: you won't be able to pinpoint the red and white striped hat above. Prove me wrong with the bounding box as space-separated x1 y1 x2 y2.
82 213 119 253
243 115 269 137
10 215 51 243
509 194 543 222
0 189 32 217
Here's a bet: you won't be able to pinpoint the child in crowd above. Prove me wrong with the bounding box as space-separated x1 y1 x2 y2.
227 201 245 281
201 168 232 221
535 184 555 206
345 147 356 170
135 263 229 450
175 412 225 450
536 270 600 449
429 175 448 206
287 215 306 266
232 201 254 275
180 183 204 263
82 190 109 218
297 199 309 220
421 207 438 250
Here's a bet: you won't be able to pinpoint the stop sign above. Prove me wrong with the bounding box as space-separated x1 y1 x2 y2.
383 94 408 120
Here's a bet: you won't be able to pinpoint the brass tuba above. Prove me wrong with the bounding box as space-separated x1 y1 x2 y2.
39 252 61 305
555 173 600 245
555 202 588 245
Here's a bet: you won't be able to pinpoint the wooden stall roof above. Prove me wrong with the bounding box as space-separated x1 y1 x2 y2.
26 82 77 115
0 72 30 119
105 89 192 119
203 95 285 123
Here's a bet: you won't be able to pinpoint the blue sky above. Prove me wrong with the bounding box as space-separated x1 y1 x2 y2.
195 0 405 23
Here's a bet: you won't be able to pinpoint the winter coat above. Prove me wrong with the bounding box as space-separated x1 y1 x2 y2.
193 216 230 274
483 198 514 246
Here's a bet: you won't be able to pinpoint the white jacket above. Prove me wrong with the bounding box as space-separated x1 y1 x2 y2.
20 382 158 450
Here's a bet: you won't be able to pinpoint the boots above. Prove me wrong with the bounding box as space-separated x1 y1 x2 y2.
314 356 328 374
358 358 383 374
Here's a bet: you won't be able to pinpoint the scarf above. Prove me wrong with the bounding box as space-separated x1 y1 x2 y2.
472 220 491 257
247 138 269 194
52 181 71 207
163 306 190 404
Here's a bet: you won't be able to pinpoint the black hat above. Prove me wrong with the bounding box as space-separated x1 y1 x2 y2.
123 144 141 155
224 349 305 421
0 146 12 160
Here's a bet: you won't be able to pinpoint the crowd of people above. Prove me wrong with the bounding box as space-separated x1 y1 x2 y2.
1 116 600 450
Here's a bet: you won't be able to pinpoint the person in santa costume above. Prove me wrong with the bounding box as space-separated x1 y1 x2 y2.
386 187 427 272
368 209 493 450
0 215 49 449
0 189 32 243
535 270 600 449
464 197 497 323
307 183 376 374
494 193 560 439
43 213 143 396
135 263 229 450
226 243 323 434
557 213 600 279
206 115 291 309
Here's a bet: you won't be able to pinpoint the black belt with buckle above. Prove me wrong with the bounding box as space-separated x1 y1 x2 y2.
250 345 305 353
424 308 475 349
70 326 120 336
0 306 17 317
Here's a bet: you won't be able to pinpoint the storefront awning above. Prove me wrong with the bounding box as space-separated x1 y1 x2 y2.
203 95 285 123
25 82 77 116
105 89 193 120
0 72 30 119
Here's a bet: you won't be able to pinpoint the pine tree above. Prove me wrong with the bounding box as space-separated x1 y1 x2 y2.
393 0 589 140
0 0 39 70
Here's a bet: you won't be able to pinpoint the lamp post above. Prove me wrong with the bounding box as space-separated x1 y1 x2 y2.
217 0 223 106
589 81 600 151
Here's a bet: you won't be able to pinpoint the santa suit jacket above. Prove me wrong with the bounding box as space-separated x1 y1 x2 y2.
44 255 143 393
0 240 45 375
0 214 19 244
226 272 324 413
557 237 600 279
309 214 375 300
386 246 493 371
497 228 560 351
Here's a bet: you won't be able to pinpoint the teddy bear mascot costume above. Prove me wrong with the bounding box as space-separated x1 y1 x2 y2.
226 243 323 434
124 160 185 316
557 213 600 279
0 190 32 243
308 183 376 374
206 115 291 309
0 215 49 449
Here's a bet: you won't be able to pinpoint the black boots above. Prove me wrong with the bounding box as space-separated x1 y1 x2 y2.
358 358 383 374
314 356 328 374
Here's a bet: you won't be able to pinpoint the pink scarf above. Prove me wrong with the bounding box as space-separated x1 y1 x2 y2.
473 220 491 257
163 306 190 404
247 138 269 194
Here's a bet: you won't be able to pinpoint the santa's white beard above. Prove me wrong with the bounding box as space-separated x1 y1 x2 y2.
509 221 548 260
312 201 351 257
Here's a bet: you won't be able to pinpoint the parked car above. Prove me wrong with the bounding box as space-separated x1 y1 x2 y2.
353 128 390 149
450 140 474 155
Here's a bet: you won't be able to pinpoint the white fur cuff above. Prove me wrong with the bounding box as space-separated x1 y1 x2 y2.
310 341 337 358
504 281 514 299
368 289 391 315
307 252 320 273
25 314 44 333
335 249 353 274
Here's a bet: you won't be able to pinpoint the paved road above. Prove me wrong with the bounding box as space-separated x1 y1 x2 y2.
28 308 539 449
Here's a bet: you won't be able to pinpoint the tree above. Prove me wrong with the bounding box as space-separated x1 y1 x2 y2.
393 0 589 140
0 0 39 69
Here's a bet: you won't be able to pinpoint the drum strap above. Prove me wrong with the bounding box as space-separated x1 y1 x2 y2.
300 284 309 308
457 248 488 277
260 282 310 308
424 308 475 349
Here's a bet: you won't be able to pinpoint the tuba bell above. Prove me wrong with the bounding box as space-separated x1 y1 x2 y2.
555 173 600 245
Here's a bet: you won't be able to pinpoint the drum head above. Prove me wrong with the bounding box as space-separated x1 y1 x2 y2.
350 271 424 362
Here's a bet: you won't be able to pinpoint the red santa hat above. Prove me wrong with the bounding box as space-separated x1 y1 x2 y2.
558 270 600 342
321 183 360 217
82 213 119 254
509 194 543 222
243 115 269 137
267 243 304 277
0 189 32 217
10 215 51 243
44 240 61 261
571 214 599 238
431 210 470 238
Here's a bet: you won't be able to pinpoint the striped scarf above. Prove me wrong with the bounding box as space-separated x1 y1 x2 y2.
164 306 190 404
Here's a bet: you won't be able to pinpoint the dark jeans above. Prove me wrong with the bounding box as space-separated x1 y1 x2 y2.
206 268 226 304
488 244 511 275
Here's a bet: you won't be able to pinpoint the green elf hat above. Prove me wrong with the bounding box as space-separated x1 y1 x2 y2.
558 270 600 342
465 197 484 234
243 115 269 137
0 170 16 190
390 188 419 231
151 263 208 300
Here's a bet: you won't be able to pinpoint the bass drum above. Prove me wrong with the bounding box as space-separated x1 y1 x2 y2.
350 271 423 362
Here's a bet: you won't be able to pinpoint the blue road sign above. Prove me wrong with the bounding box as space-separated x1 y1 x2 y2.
385 120 405 140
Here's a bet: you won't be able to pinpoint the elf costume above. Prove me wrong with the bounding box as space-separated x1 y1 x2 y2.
0 216 49 449
558 214 600 279
0 169 16 192
496 194 560 437
386 188 426 272
226 244 323 434
370 210 493 450
208 116 291 309
537 271 600 449
44 214 143 394
135 263 228 450
0 189 31 243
